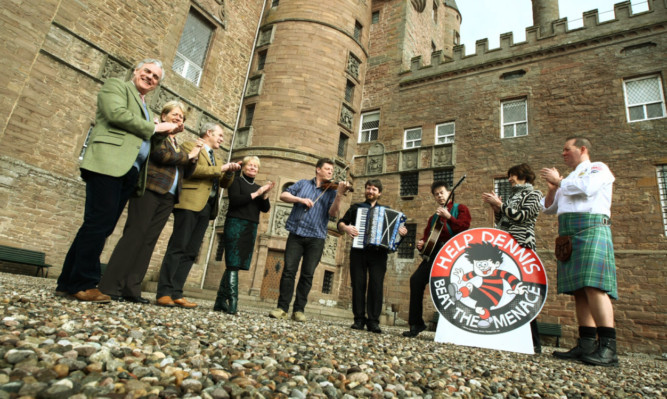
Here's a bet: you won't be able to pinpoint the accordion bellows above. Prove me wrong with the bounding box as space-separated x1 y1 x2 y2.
353 206 407 252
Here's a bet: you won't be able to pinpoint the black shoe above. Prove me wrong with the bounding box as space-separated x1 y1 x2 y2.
553 337 597 360
402 324 427 338
580 337 618 367
350 321 365 330
367 323 382 334
123 296 149 304
108 295 125 302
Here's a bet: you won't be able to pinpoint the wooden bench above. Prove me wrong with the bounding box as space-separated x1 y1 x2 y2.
0 245 51 278
537 321 562 347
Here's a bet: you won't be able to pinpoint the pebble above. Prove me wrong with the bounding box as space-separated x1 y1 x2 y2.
0 273 665 399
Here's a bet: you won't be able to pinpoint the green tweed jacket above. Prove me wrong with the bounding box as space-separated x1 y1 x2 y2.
80 78 155 192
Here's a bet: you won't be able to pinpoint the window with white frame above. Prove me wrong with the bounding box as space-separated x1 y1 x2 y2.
494 177 512 202
501 98 528 138
404 127 422 149
359 111 379 142
172 9 214 86
623 75 666 122
656 165 667 236
436 122 455 144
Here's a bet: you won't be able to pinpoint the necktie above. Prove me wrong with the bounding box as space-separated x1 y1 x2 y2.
140 95 150 121
209 149 218 195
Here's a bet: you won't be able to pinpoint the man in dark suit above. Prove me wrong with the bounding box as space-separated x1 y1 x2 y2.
56 59 179 303
155 122 241 308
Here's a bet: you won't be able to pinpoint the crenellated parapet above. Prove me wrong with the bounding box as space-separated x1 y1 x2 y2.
400 0 666 86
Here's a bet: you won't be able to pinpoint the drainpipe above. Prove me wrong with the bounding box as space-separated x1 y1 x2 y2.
200 0 268 289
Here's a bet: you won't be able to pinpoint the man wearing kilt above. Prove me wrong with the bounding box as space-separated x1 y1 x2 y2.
540 137 618 367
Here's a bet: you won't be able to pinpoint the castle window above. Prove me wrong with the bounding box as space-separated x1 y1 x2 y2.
397 223 417 259
501 98 528 138
454 31 460 45
271 0 279 7
244 104 255 127
432 0 438 23
656 165 667 236
257 50 267 71
359 111 379 142
404 127 422 149
345 80 355 103
431 40 436 53
173 9 214 86
372 11 380 24
623 75 666 122
433 169 454 187
401 172 419 197
435 122 455 144
338 133 348 158
322 270 334 294
494 177 512 201
354 21 362 40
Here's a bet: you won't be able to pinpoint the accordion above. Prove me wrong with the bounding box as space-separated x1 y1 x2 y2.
352 206 407 252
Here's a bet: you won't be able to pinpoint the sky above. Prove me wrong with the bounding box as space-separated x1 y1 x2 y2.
456 0 650 52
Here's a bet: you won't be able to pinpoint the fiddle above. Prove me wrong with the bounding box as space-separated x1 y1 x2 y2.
320 180 354 192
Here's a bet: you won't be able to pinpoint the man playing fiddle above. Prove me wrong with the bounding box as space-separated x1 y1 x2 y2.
402 180 471 338
269 158 350 322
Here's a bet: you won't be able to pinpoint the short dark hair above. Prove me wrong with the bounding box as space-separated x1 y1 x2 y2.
566 136 592 153
507 163 536 184
465 242 503 263
365 179 383 193
431 180 454 203
316 158 335 169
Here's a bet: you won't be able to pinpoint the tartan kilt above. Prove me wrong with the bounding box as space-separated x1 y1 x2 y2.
557 213 618 299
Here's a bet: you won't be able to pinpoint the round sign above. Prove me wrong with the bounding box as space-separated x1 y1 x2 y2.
429 228 547 334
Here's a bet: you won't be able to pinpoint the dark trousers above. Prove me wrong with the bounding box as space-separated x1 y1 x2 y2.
349 248 388 325
408 258 433 327
156 201 212 299
57 168 139 294
99 190 175 298
277 233 325 313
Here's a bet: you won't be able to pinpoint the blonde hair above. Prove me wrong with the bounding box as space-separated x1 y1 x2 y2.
160 100 187 122
242 155 261 168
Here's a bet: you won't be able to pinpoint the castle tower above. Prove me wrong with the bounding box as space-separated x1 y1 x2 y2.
227 0 371 299
531 0 560 34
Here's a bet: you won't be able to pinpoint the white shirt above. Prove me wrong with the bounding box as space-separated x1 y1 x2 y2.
542 160 615 217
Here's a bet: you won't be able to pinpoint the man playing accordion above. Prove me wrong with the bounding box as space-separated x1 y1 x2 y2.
338 179 407 334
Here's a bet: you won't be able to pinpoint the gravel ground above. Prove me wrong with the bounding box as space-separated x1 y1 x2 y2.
0 272 664 398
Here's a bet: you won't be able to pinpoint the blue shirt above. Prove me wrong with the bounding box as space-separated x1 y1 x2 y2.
284 178 337 239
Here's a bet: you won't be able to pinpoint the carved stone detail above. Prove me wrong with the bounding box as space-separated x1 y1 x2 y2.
366 155 383 175
401 150 419 171
347 52 361 79
433 145 453 167
100 57 128 80
339 104 354 131
368 143 384 155
271 204 292 237
322 235 337 265
234 127 252 149
246 75 262 97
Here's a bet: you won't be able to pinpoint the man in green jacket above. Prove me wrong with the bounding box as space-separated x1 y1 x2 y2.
56 59 179 303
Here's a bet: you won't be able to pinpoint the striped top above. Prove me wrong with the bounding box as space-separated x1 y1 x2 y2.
284 178 337 239
495 183 542 250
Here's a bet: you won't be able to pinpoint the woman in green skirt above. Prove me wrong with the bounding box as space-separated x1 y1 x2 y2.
214 156 274 314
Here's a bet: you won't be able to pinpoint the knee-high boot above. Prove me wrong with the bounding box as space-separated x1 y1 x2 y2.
227 270 239 315
213 270 230 312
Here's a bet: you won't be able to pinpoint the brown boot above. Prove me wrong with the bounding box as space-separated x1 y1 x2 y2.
173 298 198 308
156 296 176 307
70 288 111 303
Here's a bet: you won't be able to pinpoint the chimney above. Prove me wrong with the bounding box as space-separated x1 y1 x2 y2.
531 0 560 34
